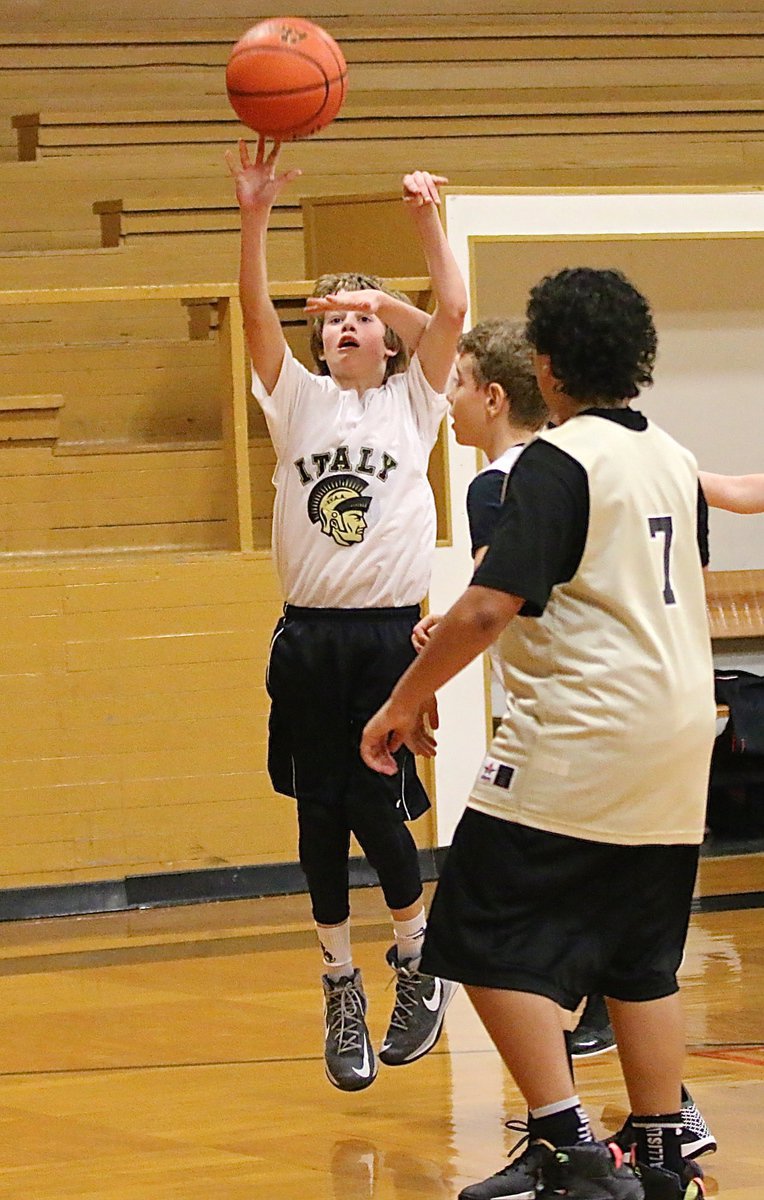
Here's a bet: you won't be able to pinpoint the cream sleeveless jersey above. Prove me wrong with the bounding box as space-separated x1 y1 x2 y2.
469 412 716 845
252 348 447 607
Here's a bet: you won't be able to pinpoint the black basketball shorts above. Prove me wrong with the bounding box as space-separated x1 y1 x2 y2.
265 605 430 824
420 807 700 1008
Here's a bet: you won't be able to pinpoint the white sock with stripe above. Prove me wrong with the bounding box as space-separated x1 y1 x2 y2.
316 919 353 980
393 907 427 967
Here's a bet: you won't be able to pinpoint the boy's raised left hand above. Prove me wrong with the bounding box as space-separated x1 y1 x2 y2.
304 289 384 316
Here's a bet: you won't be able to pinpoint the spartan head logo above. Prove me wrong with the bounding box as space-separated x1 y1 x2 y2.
307 474 371 547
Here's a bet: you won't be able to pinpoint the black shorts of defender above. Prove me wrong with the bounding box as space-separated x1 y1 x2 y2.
266 605 431 821
420 808 700 1010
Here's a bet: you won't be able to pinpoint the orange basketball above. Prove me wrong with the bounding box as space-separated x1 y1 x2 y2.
226 18 348 140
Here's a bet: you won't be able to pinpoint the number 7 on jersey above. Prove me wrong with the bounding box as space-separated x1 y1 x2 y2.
648 515 676 605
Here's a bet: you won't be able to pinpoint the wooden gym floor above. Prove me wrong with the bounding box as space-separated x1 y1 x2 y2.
0 851 760 1199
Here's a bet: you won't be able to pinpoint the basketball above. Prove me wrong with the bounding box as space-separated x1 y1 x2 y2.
226 18 348 140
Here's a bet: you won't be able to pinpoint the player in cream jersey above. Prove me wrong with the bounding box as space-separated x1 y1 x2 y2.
410 319 717 1155
253 346 444 609
477 412 715 846
362 268 714 1200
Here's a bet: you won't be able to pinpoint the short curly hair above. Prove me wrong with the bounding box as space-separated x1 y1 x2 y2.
525 267 657 404
308 271 413 379
457 319 547 431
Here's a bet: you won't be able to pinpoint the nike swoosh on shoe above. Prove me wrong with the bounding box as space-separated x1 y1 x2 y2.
353 1040 373 1078
423 978 442 1012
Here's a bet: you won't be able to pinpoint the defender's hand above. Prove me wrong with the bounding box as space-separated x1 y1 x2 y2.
411 613 442 653
361 697 438 775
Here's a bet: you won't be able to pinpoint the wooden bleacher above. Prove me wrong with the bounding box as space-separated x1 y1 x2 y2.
13 83 764 160
0 273 430 558
4 9 764 194
706 571 764 643
5 125 763 278
2 0 762 555
2 6 763 272
2 5 762 483
706 570 764 721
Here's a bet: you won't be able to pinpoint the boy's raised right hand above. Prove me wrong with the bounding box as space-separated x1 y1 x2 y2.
225 136 302 214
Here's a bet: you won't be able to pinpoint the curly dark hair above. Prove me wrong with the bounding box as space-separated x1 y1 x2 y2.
457 319 547 431
525 268 657 404
309 271 412 380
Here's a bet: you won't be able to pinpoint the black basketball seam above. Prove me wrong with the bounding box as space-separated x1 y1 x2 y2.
314 27 347 82
319 33 348 112
310 70 333 130
319 31 347 109
304 25 347 105
227 76 346 101
229 81 342 135
227 39 347 134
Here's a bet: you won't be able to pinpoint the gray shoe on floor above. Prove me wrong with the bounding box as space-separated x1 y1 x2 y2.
322 968 377 1091
537 1143 644 1200
379 945 458 1066
458 1137 553 1200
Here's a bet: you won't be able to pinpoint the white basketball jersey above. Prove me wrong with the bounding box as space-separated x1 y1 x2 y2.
470 414 716 845
252 349 447 608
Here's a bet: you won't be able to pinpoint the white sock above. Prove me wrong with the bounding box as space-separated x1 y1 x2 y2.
316 919 353 980
393 907 426 966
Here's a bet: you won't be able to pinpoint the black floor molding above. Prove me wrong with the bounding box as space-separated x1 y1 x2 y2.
0 834 760 924
0 847 450 924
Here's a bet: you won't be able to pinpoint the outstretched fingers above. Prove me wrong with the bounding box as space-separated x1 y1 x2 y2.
420 171 446 204
225 138 248 177
265 138 282 166
403 169 449 206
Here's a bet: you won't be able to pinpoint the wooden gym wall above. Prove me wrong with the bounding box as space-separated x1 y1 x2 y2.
0 279 436 902
0 1 762 906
